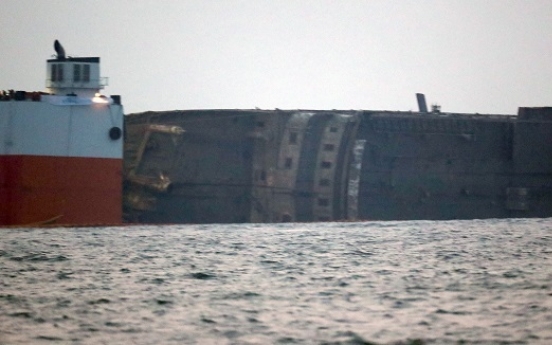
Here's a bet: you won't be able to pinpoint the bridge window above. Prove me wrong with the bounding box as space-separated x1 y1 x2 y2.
73 64 81 82
83 64 90 82
51 64 57 81
318 198 329 206
321 161 332 169
57 64 64 81
51 64 64 82
329 126 338 133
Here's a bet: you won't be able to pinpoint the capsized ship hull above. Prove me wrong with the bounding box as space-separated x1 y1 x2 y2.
123 107 552 223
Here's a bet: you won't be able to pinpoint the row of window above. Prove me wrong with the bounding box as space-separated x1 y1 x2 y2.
283 157 334 170
288 128 338 145
50 64 91 82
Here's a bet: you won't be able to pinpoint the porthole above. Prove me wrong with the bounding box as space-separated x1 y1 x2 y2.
109 127 122 140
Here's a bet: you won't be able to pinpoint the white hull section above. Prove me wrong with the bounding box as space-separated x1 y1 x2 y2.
0 99 123 159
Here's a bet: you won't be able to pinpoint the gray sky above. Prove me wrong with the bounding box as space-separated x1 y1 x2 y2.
1 0 551 114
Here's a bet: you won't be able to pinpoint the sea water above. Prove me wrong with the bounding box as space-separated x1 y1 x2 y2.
0 218 551 345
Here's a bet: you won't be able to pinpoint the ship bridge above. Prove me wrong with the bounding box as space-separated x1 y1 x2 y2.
45 40 107 98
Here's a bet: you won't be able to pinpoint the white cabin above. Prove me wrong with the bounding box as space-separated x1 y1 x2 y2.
46 56 107 98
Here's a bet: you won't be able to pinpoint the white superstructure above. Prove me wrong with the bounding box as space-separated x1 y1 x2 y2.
45 40 107 98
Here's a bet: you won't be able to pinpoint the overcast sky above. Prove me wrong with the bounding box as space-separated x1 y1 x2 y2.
1 0 551 115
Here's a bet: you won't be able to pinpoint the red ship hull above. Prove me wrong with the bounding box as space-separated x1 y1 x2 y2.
0 155 122 226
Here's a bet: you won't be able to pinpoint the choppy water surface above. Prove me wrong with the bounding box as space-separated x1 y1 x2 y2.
1 219 551 345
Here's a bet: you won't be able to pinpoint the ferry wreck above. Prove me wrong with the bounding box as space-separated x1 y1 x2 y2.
123 101 552 223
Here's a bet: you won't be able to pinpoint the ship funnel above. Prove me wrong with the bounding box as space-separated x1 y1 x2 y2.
416 93 428 113
54 40 66 60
